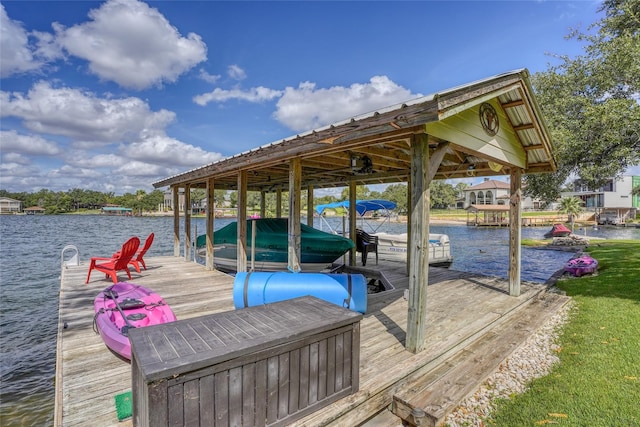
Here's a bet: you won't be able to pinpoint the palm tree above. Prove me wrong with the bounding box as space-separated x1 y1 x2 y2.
558 196 584 231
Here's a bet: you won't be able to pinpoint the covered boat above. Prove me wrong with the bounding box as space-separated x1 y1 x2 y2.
93 282 177 360
196 218 355 272
544 223 572 238
564 255 598 277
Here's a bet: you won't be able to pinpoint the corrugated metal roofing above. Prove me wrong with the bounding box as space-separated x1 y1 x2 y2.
153 69 555 191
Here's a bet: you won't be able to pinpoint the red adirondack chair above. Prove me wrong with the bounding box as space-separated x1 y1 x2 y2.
86 236 140 284
129 232 154 273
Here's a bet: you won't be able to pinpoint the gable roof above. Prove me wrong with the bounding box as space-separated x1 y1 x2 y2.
466 180 511 191
153 69 555 192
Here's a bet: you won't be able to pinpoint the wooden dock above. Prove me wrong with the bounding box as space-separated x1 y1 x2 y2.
55 256 569 426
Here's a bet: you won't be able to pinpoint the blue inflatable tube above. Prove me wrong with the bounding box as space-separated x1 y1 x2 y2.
233 272 367 314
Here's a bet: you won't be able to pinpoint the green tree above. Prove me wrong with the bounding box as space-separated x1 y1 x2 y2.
525 0 640 202
191 189 206 205
340 185 370 201
558 196 585 231
430 181 456 209
454 182 468 204
381 184 408 214
213 189 226 208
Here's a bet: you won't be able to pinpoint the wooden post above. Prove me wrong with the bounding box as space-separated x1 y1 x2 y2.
276 189 282 218
307 185 314 227
509 168 522 296
184 184 191 262
237 171 248 273
206 178 215 270
406 173 411 276
288 159 302 272
172 186 180 257
260 191 266 218
349 180 357 266
406 134 431 354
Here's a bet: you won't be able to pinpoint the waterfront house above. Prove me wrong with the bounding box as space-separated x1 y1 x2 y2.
463 178 548 211
562 175 640 224
0 197 22 214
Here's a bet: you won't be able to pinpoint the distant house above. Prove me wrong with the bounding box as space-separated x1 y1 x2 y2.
24 206 46 215
0 197 23 214
463 178 545 210
561 176 639 224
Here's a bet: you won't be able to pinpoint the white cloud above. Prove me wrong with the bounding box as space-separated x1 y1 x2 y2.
50 164 103 180
193 86 283 106
0 4 43 77
0 162 40 178
228 64 246 81
67 153 124 169
1 81 176 143
1 153 31 165
199 69 221 84
0 130 63 156
113 160 168 176
274 76 421 131
54 0 207 90
121 134 223 167
1 81 223 193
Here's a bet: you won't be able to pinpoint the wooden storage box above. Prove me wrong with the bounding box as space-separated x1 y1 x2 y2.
129 296 363 427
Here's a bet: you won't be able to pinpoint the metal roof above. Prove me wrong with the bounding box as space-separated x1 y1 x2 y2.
153 69 555 191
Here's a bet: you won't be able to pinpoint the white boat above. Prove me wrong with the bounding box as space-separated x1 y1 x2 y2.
316 199 453 267
373 232 453 266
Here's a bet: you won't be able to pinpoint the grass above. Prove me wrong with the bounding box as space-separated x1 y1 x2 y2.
486 241 640 426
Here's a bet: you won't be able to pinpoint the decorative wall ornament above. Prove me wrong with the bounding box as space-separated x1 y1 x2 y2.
479 102 499 136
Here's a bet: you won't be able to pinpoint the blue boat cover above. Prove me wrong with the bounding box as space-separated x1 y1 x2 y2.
315 199 397 216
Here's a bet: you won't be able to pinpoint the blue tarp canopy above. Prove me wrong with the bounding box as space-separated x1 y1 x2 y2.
315 199 397 216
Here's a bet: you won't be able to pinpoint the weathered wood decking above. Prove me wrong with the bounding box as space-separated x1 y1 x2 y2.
55 256 568 426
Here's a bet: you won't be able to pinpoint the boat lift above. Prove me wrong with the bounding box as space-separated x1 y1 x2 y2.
315 199 397 235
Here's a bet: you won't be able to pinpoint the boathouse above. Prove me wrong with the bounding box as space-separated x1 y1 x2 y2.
154 69 557 353
101 206 133 216
24 206 46 215
53 69 563 427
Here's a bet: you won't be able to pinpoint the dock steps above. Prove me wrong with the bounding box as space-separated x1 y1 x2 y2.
390 291 570 427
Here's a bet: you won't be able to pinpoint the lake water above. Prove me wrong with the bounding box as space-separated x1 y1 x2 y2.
1 214 638 426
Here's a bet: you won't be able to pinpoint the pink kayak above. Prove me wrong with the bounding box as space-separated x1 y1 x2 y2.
93 282 177 360
564 255 598 277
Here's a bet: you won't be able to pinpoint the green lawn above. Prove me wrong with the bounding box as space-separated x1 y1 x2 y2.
487 241 640 426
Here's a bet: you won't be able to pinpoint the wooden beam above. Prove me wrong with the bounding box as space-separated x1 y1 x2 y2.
276 188 282 218
184 184 191 262
237 171 247 273
205 178 215 270
172 186 180 257
509 168 522 296
288 159 302 272
307 185 314 227
406 133 431 353
259 191 266 218
428 142 450 181
406 172 411 276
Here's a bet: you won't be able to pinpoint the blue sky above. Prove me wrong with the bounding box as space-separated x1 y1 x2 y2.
1 0 623 196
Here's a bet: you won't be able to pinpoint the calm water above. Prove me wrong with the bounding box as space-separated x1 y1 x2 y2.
1 214 638 426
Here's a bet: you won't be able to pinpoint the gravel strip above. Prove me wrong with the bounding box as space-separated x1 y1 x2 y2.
444 297 574 427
